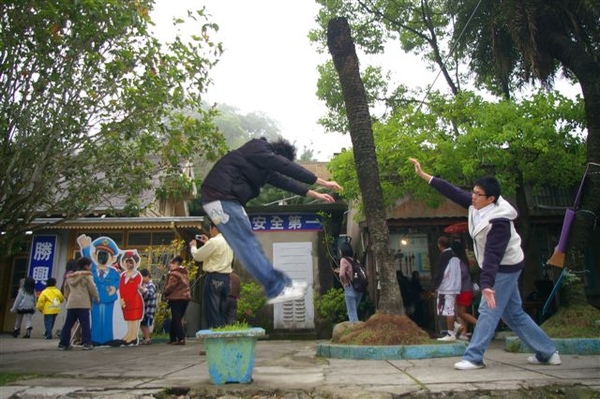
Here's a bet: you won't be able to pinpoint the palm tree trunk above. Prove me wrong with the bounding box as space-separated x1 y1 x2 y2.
327 17 403 315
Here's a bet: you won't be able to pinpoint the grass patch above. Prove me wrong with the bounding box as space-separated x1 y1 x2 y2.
210 321 250 332
0 373 38 386
542 305 600 338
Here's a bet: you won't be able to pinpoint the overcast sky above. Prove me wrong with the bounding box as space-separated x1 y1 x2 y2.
151 1 581 161
150 0 437 161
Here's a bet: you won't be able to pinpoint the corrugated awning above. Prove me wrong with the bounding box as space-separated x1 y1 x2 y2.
31 217 205 230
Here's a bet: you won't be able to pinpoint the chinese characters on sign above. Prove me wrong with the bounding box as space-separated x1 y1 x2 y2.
251 214 323 231
28 235 57 292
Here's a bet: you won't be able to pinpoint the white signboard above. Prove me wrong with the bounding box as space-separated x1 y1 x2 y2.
272 242 314 329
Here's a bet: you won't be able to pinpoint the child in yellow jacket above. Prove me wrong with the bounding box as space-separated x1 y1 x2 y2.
36 278 64 339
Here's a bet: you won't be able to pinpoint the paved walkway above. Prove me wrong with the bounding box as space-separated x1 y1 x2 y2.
1 335 599 398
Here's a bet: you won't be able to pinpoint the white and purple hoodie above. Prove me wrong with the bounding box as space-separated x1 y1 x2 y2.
429 177 524 290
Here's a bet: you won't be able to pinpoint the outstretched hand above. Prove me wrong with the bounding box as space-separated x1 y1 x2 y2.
316 178 342 192
408 157 422 173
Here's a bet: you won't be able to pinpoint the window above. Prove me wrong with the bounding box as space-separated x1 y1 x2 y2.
127 231 175 247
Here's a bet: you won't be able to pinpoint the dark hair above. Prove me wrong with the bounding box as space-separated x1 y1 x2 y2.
339 242 354 258
270 137 296 161
77 256 92 270
170 256 183 266
474 176 501 203
46 277 57 287
437 236 450 249
23 277 35 294
451 240 468 264
66 259 77 272
140 268 150 278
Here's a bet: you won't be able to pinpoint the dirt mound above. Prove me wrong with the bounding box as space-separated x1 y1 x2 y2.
332 313 431 345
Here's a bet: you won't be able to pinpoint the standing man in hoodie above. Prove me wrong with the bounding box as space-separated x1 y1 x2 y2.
201 137 342 305
409 158 560 370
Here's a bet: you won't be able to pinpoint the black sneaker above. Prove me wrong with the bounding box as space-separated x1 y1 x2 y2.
58 345 71 351
82 344 94 350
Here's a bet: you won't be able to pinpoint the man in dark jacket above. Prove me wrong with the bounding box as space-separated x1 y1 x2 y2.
201 138 342 304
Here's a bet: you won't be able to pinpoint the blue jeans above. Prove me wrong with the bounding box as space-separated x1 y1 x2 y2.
44 314 57 338
203 273 230 329
463 270 556 364
344 285 363 322
203 200 290 298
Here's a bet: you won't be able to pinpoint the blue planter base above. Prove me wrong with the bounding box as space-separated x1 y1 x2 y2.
197 328 265 385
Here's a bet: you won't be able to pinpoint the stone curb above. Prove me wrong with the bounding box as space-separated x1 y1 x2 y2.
316 341 467 359
505 337 600 354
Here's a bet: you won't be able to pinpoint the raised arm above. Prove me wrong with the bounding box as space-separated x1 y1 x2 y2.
408 157 471 209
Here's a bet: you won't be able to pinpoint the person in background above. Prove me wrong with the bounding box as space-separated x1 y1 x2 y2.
432 236 462 341
200 137 341 305
36 277 64 339
451 240 478 341
410 270 427 328
58 257 99 350
189 221 234 329
409 157 560 370
162 256 191 345
139 268 157 345
226 270 241 325
11 277 36 338
338 242 363 322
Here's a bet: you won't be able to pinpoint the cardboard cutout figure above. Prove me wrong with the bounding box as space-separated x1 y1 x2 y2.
77 234 123 345
118 250 144 345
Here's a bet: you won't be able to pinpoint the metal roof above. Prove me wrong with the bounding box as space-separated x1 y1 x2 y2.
31 216 205 230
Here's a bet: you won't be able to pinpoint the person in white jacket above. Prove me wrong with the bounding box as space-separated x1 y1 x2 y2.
410 157 560 370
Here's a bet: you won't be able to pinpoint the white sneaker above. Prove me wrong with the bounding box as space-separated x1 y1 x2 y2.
457 334 470 342
527 351 561 365
291 280 308 290
454 360 486 370
437 333 457 341
267 284 307 305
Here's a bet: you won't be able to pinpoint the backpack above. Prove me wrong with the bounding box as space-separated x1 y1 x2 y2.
345 256 368 293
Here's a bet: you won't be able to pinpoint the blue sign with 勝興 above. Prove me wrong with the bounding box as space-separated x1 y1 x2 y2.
250 214 323 231
28 235 57 292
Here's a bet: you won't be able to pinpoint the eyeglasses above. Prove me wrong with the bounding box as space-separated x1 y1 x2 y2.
471 191 487 197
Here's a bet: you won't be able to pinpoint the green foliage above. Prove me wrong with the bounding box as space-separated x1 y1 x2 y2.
141 238 198 335
329 90 586 215
314 288 347 324
0 1 226 255
236 281 267 324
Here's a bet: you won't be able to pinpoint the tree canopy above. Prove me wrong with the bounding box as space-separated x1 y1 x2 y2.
0 1 225 255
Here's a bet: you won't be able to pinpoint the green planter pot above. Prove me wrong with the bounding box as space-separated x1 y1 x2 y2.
196 327 265 385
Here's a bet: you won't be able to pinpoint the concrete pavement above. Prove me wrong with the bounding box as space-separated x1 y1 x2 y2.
1 335 599 398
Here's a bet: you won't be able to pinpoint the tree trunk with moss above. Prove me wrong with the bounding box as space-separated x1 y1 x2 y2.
327 17 403 316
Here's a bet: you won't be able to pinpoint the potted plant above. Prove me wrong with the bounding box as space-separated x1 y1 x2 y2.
196 322 265 385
